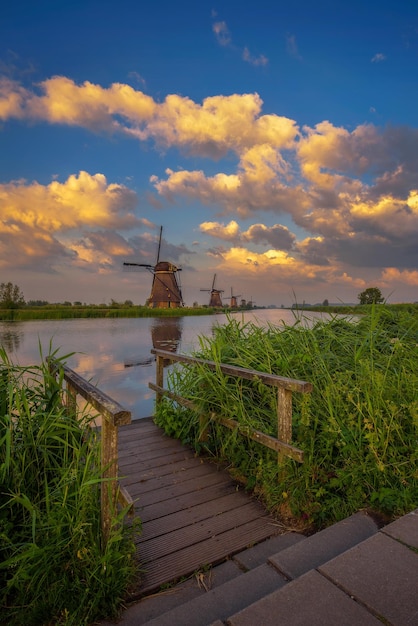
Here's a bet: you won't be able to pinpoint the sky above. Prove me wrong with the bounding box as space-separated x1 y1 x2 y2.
1 0 418 307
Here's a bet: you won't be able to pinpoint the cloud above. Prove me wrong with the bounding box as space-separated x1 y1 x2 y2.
286 34 302 60
381 267 418 287
371 53 386 63
200 220 240 240
2 74 418 294
242 223 296 250
242 47 268 67
0 171 139 270
200 220 296 250
212 21 231 47
212 17 268 66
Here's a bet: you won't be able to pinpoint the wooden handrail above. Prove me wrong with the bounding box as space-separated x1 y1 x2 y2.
48 359 133 543
150 349 312 464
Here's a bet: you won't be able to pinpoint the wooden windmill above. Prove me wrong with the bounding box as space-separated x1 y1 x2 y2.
201 274 224 308
229 287 241 309
123 226 184 308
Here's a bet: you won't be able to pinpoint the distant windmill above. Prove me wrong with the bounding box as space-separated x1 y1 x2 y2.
123 226 184 308
201 274 224 308
229 287 241 309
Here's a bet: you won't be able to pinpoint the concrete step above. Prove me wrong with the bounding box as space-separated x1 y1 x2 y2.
228 510 418 626
104 511 381 625
268 510 379 580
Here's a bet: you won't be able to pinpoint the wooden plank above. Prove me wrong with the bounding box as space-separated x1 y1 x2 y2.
121 461 218 491
134 481 242 522
118 442 192 463
124 470 231 504
137 518 281 594
118 419 285 597
137 503 270 560
138 491 261 540
119 454 199 477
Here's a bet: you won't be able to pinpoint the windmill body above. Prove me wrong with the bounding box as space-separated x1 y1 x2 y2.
148 261 183 308
201 274 224 308
230 287 241 308
124 227 184 308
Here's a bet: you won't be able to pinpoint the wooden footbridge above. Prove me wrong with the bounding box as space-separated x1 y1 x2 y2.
118 417 282 595
50 349 312 598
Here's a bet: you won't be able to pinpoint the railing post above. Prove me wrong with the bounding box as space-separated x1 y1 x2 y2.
277 386 293 463
101 418 119 544
66 381 77 417
155 354 164 408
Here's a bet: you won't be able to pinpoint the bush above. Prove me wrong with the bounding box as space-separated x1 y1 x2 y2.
0 348 139 625
155 307 418 529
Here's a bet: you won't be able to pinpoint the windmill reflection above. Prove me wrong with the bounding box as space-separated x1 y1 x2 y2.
124 316 183 368
151 316 182 365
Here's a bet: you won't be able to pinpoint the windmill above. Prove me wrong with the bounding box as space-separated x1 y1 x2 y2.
201 274 224 308
229 287 241 309
123 226 184 308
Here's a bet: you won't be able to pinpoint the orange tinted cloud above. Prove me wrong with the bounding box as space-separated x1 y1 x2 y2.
0 77 297 157
0 171 138 270
381 267 418 286
0 171 137 230
3 75 418 283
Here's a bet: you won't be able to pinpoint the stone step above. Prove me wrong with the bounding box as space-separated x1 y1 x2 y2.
268 510 379 580
228 510 418 626
106 512 381 625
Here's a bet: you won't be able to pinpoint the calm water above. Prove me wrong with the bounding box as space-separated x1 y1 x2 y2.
0 309 330 419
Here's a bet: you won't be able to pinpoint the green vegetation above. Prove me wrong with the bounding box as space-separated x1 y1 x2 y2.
0 348 139 625
0 282 25 309
155 306 418 530
0 304 220 321
357 287 384 305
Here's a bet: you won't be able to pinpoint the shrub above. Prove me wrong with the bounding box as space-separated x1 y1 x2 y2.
155 308 418 529
0 348 139 625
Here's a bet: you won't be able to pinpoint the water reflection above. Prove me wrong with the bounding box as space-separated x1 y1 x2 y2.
123 317 183 368
151 316 183 353
0 322 24 353
0 310 340 420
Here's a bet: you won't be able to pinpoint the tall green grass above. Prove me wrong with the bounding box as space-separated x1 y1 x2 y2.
0 348 139 625
155 307 418 529
0 306 219 321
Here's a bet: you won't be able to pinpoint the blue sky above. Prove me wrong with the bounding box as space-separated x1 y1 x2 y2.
1 0 418 306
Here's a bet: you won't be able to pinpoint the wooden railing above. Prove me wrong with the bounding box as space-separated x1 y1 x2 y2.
149 349 313 463
48 359 133 542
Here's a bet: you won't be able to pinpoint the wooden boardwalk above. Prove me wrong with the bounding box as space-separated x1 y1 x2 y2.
118 418 282 596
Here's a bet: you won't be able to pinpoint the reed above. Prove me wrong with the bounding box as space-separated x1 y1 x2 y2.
0 347 138 625
155 306 418 529
0 306 219 321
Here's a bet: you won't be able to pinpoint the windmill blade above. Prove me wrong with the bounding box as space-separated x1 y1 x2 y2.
156 225 163 264
123 262 153 268
212 273 216 290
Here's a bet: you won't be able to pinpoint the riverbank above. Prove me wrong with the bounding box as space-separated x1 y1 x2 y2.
1 302 417 321
0 305 222 321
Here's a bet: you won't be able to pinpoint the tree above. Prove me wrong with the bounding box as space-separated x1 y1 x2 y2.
0 282 25 309
358 287 384 305
322 299 329 306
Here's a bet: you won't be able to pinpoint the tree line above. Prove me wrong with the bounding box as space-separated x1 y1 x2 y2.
0 281 386 309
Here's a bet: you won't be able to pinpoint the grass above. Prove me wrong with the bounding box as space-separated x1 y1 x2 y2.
0 347 140 625
0 305 221 321
155 306 418 530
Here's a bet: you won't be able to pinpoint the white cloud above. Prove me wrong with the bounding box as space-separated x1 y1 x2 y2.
371 53 386 63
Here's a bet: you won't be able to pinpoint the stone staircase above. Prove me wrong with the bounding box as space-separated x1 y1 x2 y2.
101 509 418 626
